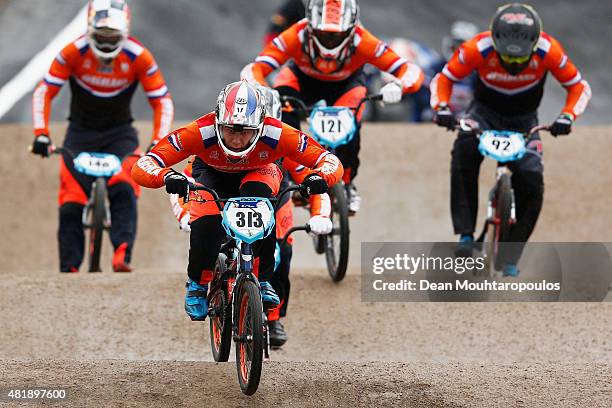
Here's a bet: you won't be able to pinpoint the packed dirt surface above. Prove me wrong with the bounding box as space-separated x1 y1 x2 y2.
1 123 611 406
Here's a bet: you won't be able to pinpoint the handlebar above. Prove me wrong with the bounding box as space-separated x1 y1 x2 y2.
185 183 305 212
280 94 383 120
457 119 552 140
280 225 311 247
33 145 142 161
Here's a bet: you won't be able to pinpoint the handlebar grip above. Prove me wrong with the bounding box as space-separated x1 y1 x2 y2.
368 94 384 101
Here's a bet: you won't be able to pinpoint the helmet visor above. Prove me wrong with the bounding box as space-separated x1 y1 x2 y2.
313 29 351 49
499 53 531 65
92 29 123 51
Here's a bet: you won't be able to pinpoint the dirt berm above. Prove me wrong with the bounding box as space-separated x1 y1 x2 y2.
0 123 610 407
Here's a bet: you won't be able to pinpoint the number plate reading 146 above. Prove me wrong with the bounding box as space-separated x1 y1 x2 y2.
478 131 526 163
310 108 356 147
73 152 122 177
223 198 275 243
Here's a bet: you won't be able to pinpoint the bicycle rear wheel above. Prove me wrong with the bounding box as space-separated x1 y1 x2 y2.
87 178 106 272
209 254 232 362
235 280 264 395
323 182 350 282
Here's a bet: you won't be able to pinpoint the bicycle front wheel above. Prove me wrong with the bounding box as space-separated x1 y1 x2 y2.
87 178 106 272
235 280 264 395
324 182 350 282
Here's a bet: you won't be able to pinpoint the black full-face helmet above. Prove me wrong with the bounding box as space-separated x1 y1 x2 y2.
490 3 542 75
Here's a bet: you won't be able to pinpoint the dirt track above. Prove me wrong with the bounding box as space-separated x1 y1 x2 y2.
1 123 611 406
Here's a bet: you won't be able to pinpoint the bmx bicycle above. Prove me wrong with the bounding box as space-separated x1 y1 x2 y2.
49 146 136 272
186 183 311 395
457 120 552 275
279 94 382 282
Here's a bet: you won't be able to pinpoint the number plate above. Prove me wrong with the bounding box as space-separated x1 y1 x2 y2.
478 131 526 163
309 107 356 148
73 152 122 177
222 197 275 244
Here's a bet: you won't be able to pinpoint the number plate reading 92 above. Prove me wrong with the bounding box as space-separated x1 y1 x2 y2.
479 131 526 162
224 199 274 239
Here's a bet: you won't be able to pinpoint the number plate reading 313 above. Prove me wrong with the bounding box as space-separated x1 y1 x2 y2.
222 198 275 243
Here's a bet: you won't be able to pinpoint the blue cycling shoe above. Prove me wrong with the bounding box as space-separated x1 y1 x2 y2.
503 264 520 277
260 281 280 306
185 279 209 321
455 234 474 258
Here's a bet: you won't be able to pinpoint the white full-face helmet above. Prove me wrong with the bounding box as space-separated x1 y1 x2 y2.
215 81 267 160
87 0 131 60
306 0 359 73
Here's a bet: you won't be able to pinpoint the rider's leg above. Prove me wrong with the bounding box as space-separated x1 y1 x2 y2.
505 139 544 266
107 182 137 271
104 125 140 271
58 151 90 272
450 102 492 237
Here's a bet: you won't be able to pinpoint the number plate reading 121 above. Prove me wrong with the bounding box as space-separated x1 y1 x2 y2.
222 198 275 243
478 131 526 163
309 107 356 148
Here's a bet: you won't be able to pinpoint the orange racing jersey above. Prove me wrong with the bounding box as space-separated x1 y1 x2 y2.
430 31 591 118
33 35 174 144
242 19 424 93
132 112 343 190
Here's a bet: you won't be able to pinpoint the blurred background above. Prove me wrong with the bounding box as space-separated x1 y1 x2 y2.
0 0 610 126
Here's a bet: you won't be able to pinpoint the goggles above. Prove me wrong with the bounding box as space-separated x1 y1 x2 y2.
313 29 351 49
499 54 531 64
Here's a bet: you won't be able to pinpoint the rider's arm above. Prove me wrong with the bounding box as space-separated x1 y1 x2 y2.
241 21 303 86
169 161 193 222
359 27 424 94
131 122 201 188
542 34 592 120
277 121 343 187
135 47 175 146
32 43 76 136
430 34 483 110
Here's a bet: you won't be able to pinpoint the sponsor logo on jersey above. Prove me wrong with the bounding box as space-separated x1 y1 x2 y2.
121 62 130 73
259 151 269 160
210 151 219 160
83 59 92 69
81 74 129 88
485 72 537 82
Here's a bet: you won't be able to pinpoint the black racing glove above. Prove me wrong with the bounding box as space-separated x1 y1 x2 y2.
550 113 573 137
433 104 456 130
31 135 51 157
301 174 328 198
164 170 189 197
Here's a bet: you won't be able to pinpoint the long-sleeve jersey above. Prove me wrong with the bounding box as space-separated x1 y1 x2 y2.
33 35 174 144
430 31 591 118
242 19 424 93
132 112 343 190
